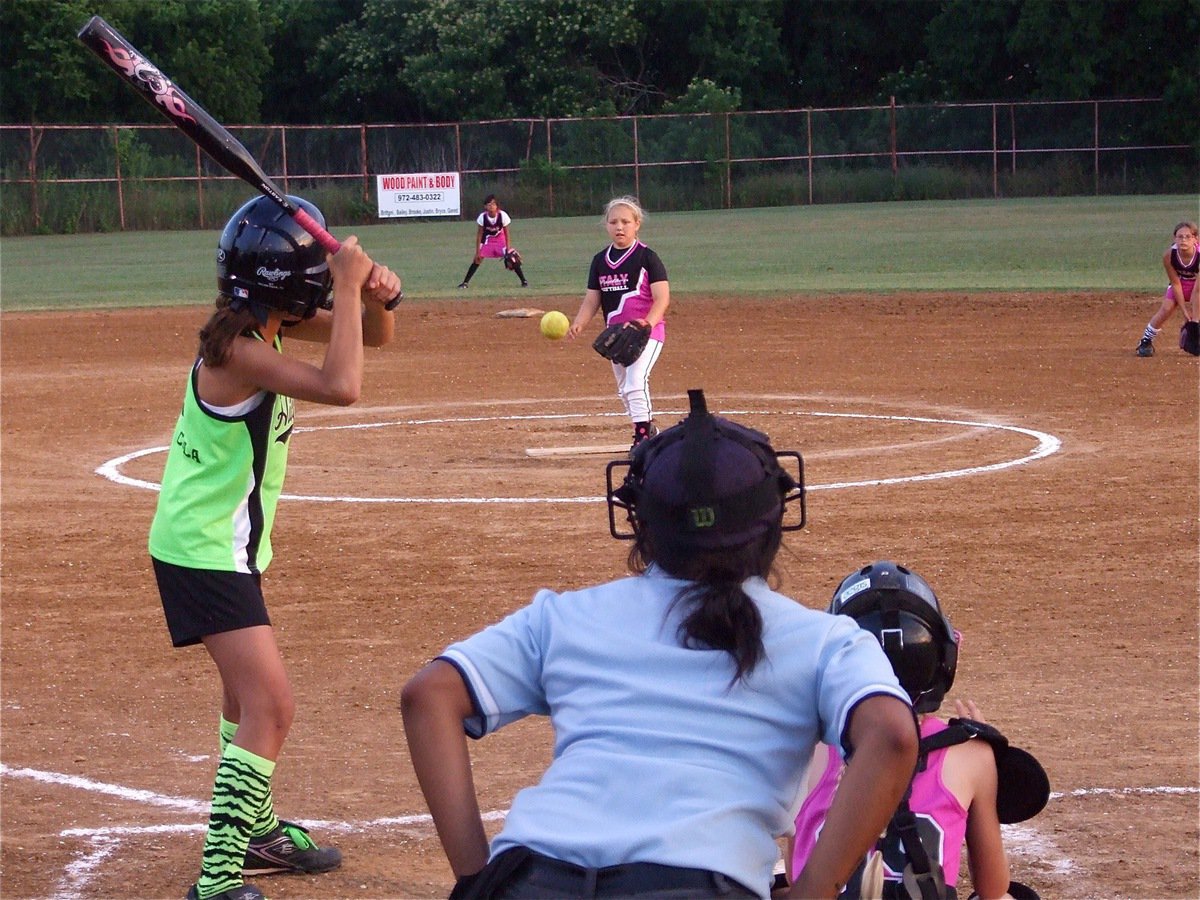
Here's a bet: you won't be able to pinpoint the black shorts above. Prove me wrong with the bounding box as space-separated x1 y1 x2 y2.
152 558 270 647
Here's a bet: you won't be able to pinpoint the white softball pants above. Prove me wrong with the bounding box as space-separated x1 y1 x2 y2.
611 338 663 423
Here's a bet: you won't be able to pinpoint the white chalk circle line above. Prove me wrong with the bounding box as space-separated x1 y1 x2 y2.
94 408 1062 504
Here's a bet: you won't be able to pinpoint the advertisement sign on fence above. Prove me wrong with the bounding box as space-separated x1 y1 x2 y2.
376 172 461 218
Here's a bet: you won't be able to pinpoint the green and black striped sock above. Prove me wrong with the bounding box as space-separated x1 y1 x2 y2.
251 790 280 840
217 716 278 837
194 743 274 899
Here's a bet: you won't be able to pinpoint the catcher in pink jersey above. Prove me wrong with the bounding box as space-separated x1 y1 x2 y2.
568 195 670 450
787 562 1048 900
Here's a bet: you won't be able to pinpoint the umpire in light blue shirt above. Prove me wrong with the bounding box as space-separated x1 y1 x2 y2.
402 390 918 899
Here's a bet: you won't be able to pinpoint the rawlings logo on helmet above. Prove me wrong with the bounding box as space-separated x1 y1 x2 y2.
216 195 332 325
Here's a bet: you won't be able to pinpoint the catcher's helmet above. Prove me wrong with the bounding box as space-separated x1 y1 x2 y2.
606 389 805 546
216 195 332 324
829 562 958 713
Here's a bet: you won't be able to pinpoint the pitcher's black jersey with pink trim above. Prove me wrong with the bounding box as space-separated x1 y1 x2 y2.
587 241 668 328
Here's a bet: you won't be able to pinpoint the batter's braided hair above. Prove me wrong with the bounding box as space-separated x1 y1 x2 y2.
198 294 259 367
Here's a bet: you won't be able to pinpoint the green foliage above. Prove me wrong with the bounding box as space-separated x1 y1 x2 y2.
1 0 117 122
664 80 741 116
340 0 648 122
1 0 270 124
258 0 366 124
4 0 1199 125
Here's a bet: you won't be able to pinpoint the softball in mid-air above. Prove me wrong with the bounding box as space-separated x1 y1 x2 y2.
540 310 569 340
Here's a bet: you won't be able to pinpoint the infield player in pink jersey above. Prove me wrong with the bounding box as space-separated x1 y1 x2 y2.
458 194 529 289
1135 220 1198 356
567 195 671 451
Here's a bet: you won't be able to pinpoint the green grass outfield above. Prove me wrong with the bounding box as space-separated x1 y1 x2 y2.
1 195 1194 312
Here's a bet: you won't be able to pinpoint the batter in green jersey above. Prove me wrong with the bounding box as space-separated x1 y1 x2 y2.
149 194 401 900
150 336 291 574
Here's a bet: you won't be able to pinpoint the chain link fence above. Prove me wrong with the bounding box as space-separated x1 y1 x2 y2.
2 98 1193 235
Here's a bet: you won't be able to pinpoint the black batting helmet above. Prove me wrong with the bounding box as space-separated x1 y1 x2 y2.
216 195 332 324
606 389 806 546
829 561 959 713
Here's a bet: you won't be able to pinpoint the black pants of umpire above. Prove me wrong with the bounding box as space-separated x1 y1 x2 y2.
488 848 759 899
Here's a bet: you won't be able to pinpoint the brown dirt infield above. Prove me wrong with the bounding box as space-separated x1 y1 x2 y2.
2 292 1197 899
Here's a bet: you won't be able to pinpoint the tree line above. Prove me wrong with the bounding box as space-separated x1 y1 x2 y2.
3 0 1197 126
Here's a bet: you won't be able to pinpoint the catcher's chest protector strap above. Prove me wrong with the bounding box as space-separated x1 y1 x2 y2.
890 793 948 900
839 720 1049 900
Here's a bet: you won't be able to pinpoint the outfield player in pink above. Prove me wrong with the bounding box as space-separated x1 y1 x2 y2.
567 195 670 450
458 194 528 288
1135 220 1198 356
788 563 1027 900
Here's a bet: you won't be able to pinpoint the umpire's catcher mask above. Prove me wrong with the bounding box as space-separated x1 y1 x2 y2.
829 561 959 714
605 389 806 545
217 194 332 325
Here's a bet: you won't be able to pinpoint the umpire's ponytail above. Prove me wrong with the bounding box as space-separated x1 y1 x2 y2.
631 521 782 683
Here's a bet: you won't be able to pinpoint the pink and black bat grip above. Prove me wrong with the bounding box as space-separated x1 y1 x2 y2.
290 207 404 311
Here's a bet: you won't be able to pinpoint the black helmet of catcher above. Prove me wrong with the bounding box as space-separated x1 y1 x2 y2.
829 561 959 713
605 389 806 547
216 195 331 324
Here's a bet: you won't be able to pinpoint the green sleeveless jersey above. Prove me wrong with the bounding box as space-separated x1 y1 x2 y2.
148 335 293 574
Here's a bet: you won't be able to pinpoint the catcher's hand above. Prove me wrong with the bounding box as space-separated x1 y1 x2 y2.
592 321 650 366
503 249 522 270
1180 320 1200 356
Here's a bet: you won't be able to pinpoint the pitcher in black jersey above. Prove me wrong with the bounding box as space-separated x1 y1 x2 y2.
568 196 671 450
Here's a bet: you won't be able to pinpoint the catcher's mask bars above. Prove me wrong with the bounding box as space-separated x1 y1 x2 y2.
605 389 806 542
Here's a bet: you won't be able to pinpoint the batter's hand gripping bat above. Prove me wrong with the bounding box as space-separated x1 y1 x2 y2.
77 15 402 310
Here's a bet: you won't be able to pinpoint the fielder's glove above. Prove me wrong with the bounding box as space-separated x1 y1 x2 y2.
503 249 522 270
1180 320 1199 356
592 321 651 366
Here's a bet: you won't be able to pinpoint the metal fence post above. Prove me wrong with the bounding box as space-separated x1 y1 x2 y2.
1009 104 1017 176
196 143 204 228
890 95 898 176
806 108 813 205
280 126 289 196
724 112 732 209
361 124 369 203
113 126 125 231
992 104 998 198
29 126 41 231
633 116 640 201
546 118 554 216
